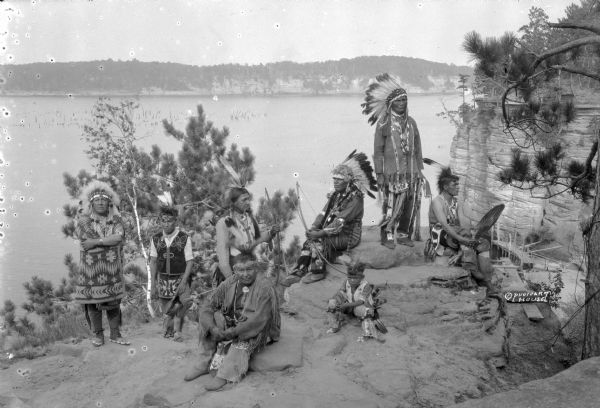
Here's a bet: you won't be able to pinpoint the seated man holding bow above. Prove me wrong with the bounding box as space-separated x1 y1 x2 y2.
283 151 377 285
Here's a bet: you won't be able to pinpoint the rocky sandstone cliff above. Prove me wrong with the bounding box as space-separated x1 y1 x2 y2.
450 99 600 249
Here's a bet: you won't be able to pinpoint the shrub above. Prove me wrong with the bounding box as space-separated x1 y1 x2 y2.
526 271 564 308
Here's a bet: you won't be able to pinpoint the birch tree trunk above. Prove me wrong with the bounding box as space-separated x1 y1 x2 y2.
127 188 156 318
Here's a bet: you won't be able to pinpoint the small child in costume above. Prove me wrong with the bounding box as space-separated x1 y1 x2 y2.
150 205 194 341
326 262 384 341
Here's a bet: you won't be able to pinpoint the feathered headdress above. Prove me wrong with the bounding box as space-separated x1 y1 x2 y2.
361 73 407 126
333 150 377 199
79 180 120 217
219 156 247 188
218 155 255 190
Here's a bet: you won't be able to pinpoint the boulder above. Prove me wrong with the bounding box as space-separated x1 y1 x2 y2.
347 226 425 269
250 328 304 372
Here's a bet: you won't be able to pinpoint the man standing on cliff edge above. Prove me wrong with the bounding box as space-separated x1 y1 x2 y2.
75 180 130 347
362 73 428 249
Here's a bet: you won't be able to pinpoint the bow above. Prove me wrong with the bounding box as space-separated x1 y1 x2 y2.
295 181 309 232
264 188 286 270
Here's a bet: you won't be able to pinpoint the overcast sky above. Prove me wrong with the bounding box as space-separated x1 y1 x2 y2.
3 0 573 67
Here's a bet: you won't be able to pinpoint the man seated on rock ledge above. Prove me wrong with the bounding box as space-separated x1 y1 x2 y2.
282 151 376 285
184 253 281 391
428 167 497 297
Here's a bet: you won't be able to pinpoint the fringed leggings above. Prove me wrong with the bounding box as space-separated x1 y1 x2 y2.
381 179 421 239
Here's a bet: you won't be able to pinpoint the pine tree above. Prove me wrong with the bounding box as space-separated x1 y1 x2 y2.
462 2 600 359
457 73 470 105
64 98 162 316
161 104 299 276
61 100 299 317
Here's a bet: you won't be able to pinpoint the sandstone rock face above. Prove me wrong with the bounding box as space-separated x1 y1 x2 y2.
450 103 599 245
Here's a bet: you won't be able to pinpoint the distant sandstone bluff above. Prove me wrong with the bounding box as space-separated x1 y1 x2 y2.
0 57 470 96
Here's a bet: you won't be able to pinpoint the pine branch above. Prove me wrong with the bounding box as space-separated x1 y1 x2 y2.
548 22 600 36
531 35 600 72
549 65 600 82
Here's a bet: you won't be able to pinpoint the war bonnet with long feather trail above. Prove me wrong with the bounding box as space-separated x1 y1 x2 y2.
333 150 378 199
361 73 407 126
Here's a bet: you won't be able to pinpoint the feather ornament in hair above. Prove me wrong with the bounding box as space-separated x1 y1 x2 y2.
157 191 174 207
361 73 406 126
218 155 245 188
423 157 444 169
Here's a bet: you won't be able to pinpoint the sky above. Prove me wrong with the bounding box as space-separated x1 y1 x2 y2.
2 0 574 67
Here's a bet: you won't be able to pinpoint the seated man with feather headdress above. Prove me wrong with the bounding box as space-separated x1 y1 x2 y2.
184 253 280 391
282 151 377 285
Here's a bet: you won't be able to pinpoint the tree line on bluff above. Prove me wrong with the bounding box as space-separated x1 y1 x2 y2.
0 56 469 94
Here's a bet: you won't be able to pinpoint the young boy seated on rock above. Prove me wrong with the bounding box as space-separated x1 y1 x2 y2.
183 253 281 391
326 262 383 341
150 205 194 341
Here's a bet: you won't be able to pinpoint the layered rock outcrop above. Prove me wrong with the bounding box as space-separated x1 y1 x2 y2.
450 100 600 245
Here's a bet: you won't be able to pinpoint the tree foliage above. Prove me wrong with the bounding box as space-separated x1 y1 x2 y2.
1 56 471 95
463 0 600 360
58 99 298 306
463 1 600 201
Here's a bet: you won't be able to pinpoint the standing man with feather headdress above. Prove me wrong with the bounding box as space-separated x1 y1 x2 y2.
362 74 428 249
282 151 377 285
75 180 130 347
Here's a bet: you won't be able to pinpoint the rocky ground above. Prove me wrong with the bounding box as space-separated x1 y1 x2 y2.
0 227 582 408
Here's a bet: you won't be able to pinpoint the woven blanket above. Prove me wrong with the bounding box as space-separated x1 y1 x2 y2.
75 245 125 304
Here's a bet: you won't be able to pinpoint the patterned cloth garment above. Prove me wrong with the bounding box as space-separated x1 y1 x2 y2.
74 212 126 304
152 230 190 298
